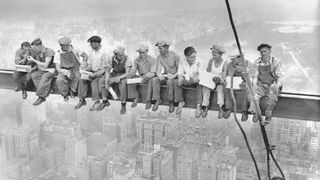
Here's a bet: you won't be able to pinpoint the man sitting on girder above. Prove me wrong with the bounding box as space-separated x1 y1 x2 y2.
12 41 37 99
103 46 136 114
251 43 283 123
176 46 203 116
200 45 228 118
54 37 88 102
28 38 57 106
223 50 254 121
151 40 181 113
74 36 110 111
128 44 157 110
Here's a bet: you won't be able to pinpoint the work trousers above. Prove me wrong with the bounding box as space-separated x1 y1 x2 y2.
152 77 178 102
101 75 138 102
57 70 80 96
176 77 202 104
12 71 31 91
250 82 280 116
31 70 57 98
202 85 224 107
78 75 106 101
225 84 250 112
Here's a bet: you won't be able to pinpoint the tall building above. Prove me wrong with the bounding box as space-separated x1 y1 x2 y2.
87 132 117 159
40 120 81 147
197 151 218 180
0 126 38 161
116 138 140 159
136 145 174 180
88 157 107 180
136 115 171 150
216 137 238 180
65 137 87 166
266 118 302 149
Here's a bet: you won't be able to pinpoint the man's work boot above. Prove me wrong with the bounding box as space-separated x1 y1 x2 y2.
63 95 69 102
241 111 248 122
252 113 259 123
89 101 100 111
218 107 224 119
120 102 126 114
223 109 232 119
74 99 87 109
96 100 110 111
202 106 208 118
169 101 175 113
195 104 202 118
22 90 27 99
265 109 272 124
175 101 185 115
145 101 152 110
131 98 139 108
33 97 46 106
152 99 161 111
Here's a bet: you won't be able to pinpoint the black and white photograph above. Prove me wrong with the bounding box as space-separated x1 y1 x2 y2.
0 0 319 179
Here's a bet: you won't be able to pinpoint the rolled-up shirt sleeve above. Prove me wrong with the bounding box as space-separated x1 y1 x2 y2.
101 53 110 69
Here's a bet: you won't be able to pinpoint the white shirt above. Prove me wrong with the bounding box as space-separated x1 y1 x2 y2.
87 47 110 72
177 58 201 79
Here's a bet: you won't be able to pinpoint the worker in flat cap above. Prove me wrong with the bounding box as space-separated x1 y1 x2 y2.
12 41 38 99
152 40 181 113
199 45 228 118
250 43 283 123
128 44 157 109
54 37 88 102
102 45 134 114
27 38 57 106
176 46 203 116
74 35 110 111
223 50 254 121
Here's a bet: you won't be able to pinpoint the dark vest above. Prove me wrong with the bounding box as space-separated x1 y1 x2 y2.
60 51 80 70
111 55 128 76
258 58 276 85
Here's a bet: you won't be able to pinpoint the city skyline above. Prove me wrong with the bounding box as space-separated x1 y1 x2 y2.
0 89 319 180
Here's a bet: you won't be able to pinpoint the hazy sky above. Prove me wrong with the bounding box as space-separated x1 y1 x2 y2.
0 0 318 19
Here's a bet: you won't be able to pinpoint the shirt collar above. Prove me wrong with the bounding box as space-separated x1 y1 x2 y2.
259 56 272 64
183 57 199 67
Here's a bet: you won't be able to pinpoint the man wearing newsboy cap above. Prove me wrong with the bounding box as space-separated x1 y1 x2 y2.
250 43 283 123
128 44 157 109
54 37 88 102
152 40 181 113
102 46 134 114
200 45 228 118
